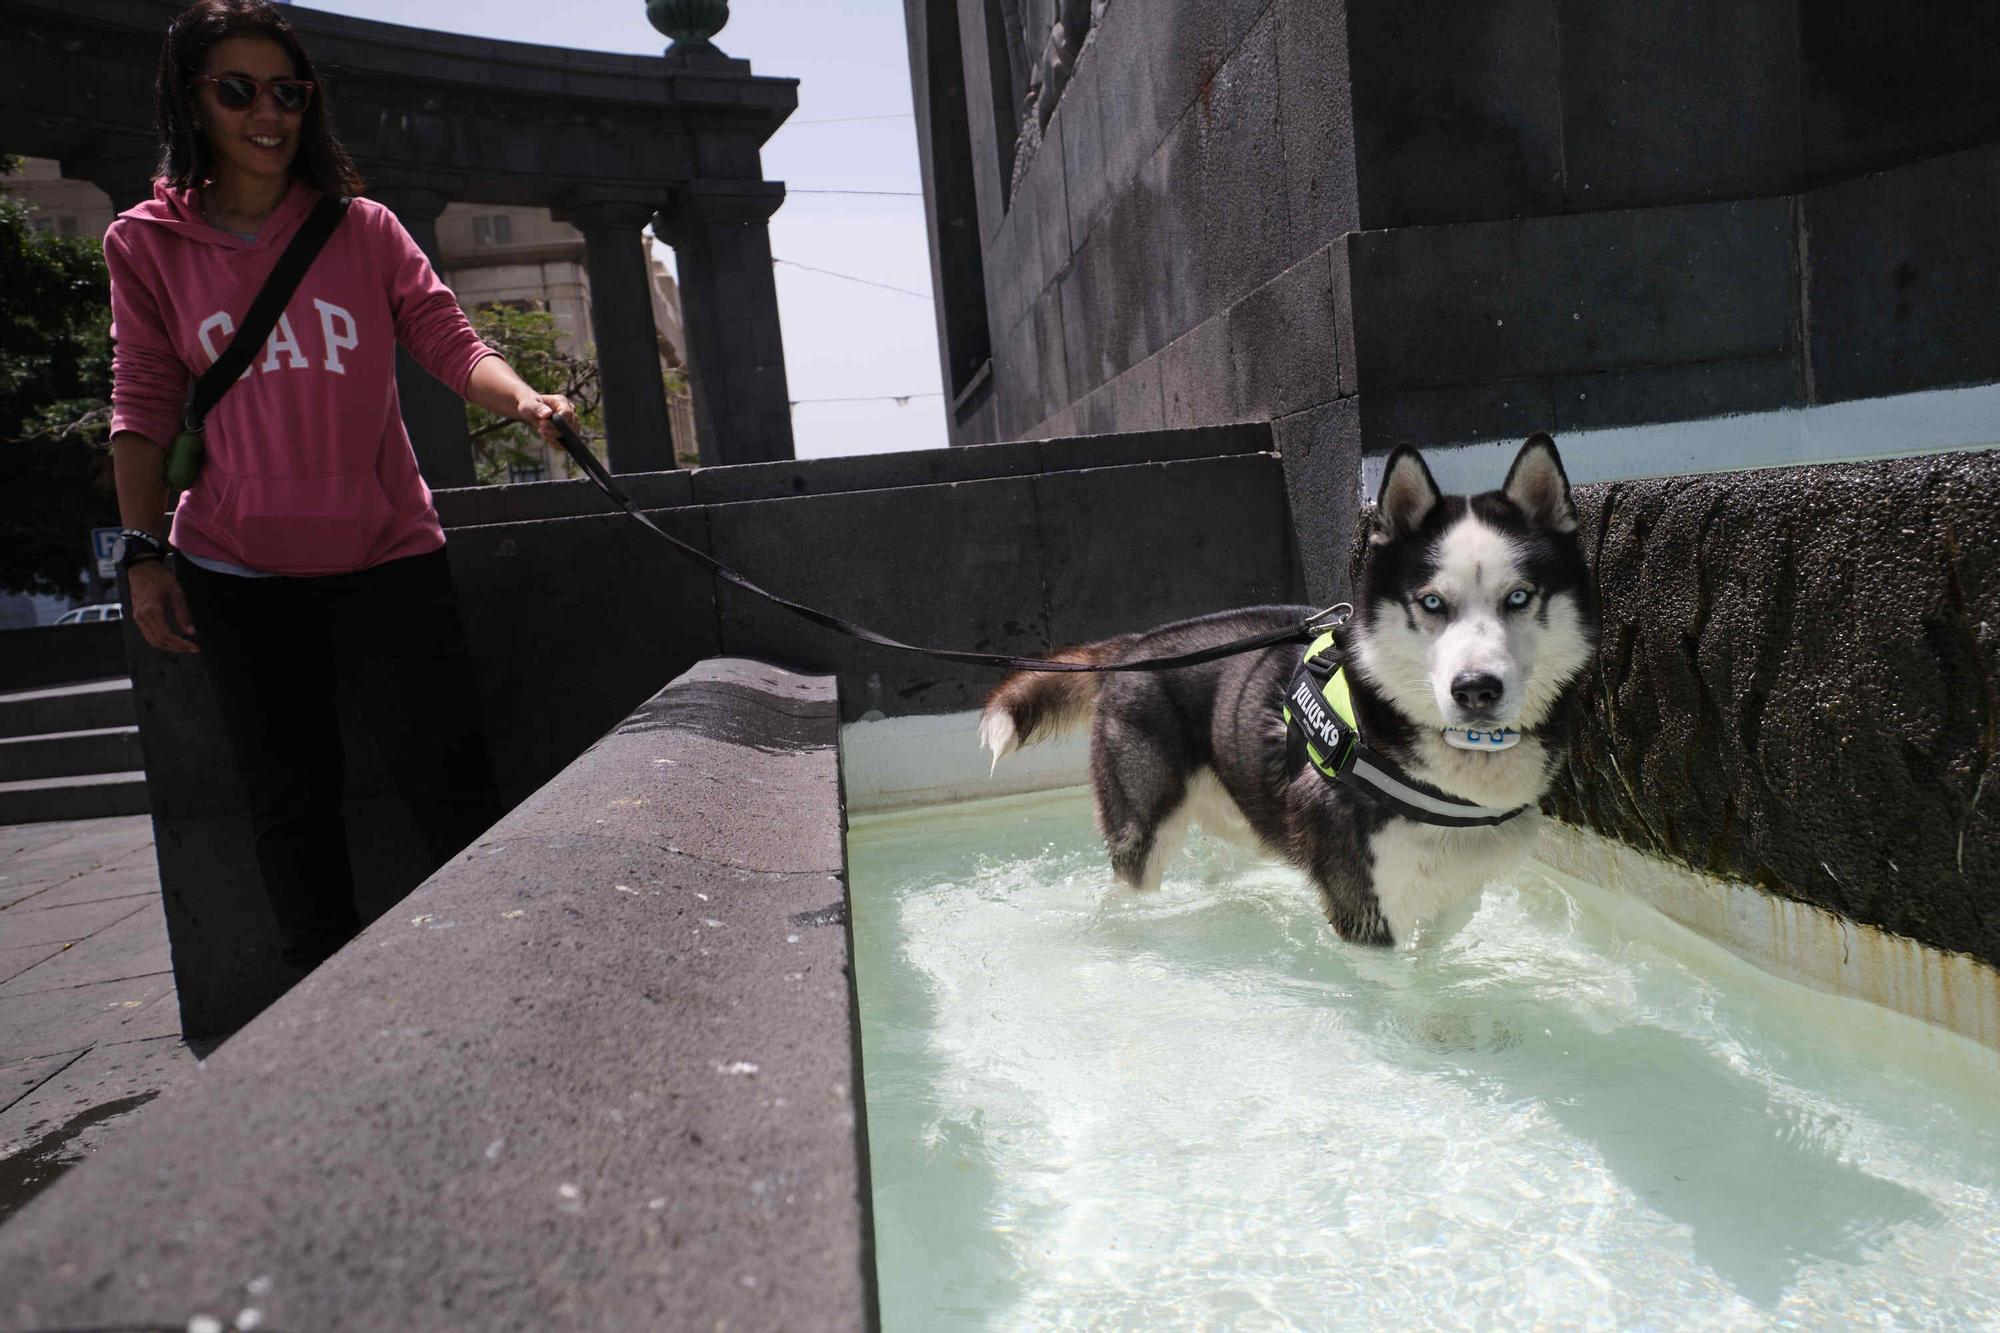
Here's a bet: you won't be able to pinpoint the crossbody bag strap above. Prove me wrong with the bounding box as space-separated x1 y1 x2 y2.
183 194 350 432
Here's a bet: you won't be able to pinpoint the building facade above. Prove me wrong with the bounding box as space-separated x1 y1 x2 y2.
907 0 2000 493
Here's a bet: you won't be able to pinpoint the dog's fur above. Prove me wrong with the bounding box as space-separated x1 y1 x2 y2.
980 436 1599 946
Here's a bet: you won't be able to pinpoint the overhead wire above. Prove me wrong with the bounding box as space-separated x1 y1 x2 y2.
772 257 931 300
784 113 916 126
789 392 943 408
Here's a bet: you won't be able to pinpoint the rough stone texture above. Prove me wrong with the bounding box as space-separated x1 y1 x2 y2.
1547 452 2000 969
1057 41 1113 248
1274 0 1359 263
1551 356 1800 434
1800 1 2000 180
0 625 125 695
431 470 696 528
1158 313 1235 430
1272 398 1363 610
1037 421 1271 470
1225 245 1342 422
1075 356 1165 437
1361 378 1557 456
1554 0 1802 212
707 451 1303 721
955 0 1303 432
433 426 1276 523
0 1035 194 1224
686 441 1037 505
919 0 2000 457
1038 455 1300 647
1346 0 1566 228
0 660 874 1333
708 475 1047 722
1054 153 1164 394
1349 198 1798 393
1160 12 1291 342
128 508 720 1039
0 682 133 745
0 897 169 999
1804 143 2000 404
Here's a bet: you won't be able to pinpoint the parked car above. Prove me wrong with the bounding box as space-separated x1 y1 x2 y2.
53 603 123 625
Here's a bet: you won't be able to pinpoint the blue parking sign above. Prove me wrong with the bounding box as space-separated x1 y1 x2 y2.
92 526 123 579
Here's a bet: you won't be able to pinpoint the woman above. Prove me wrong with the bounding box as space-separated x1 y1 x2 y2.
107 0 574 972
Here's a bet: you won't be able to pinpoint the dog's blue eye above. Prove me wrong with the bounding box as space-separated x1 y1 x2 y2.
1506 588 1533 609
1418 594 1445 613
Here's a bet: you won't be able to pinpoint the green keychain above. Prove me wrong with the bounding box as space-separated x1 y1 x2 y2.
166 419 204 491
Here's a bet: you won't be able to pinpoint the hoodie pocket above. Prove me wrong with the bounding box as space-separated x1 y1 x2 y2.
220 468 399 574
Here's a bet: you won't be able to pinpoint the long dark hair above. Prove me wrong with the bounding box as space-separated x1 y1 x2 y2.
153 0 366 196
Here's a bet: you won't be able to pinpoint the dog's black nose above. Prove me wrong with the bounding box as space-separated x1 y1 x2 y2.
1451 672 1504 713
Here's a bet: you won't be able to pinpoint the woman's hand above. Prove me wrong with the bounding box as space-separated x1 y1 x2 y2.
514 392 579 447
466 358 580 448
128 562 199 654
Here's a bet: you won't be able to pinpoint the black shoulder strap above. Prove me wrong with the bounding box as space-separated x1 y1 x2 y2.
185 194 350 431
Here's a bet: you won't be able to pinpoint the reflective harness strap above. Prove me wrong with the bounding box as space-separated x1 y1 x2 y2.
1282 632 1530 829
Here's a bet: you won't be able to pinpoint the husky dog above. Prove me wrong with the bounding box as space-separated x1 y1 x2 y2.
979 435 1598 946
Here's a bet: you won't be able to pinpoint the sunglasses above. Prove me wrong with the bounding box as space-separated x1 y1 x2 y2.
192 73 315 114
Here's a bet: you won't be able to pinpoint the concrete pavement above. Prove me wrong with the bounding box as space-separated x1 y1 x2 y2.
0 660 874 1332
0 814 194 1226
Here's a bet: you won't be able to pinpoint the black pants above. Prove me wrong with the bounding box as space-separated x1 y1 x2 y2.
174 546 502 971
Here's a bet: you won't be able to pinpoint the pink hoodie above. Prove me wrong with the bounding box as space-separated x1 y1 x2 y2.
105 178 496 576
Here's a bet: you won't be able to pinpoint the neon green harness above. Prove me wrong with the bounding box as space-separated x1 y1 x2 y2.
1282 630 1357 780
1279 629 1531 828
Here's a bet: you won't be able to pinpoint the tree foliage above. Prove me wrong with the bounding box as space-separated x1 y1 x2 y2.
0 180 118 599
464 302 605 485
463 302 692 483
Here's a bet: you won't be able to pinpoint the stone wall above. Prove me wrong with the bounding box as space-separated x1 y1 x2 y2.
1548 451 2000 970
0 621 125 693
908 0 2000 462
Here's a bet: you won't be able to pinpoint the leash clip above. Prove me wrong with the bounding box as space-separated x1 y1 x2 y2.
1304 602 1353 635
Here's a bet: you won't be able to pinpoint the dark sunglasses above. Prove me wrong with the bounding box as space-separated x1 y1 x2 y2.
192 73 315 114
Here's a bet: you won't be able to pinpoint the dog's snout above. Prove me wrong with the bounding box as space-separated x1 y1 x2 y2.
1450 671 1504 714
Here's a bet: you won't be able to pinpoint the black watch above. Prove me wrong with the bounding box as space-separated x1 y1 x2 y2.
117 529 168 571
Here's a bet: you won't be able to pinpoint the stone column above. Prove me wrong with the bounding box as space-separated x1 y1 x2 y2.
655 181 795 466
560 201 676 474
368 184 476 490
67 147 158 213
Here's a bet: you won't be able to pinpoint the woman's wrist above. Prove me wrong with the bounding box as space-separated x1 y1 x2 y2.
118 529 169 572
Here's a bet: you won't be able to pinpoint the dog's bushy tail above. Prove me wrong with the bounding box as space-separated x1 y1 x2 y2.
979 635 1140 773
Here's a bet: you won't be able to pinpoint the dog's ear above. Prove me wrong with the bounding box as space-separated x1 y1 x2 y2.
1373 447 1442 544
1503 433 1577 534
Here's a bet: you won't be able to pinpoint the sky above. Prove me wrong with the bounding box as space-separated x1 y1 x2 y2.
302 0 945 459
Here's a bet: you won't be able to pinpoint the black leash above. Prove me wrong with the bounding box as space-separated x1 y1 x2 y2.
543 417 1338 673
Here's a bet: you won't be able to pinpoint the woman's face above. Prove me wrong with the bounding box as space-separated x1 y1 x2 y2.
193 35 305 187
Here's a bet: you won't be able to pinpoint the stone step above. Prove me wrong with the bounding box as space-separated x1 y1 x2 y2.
0 679 136 741
0 726 146 783
0 771 151 825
